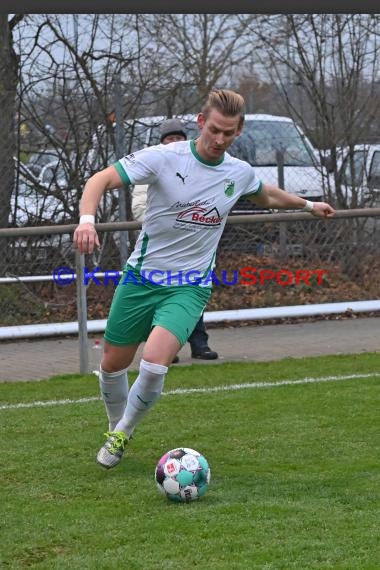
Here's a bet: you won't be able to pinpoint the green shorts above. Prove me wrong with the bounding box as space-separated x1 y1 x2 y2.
104 267 212 347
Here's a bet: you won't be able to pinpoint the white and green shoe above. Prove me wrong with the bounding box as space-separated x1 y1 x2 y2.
96 431 128 469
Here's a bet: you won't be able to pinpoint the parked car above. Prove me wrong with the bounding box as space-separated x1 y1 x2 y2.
321 144 380 207
338 144 380 205
21 147 99 191
121 113 325 214
11 147 111 227
11 155 75 226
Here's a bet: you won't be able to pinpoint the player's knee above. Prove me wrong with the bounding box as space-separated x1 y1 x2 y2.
101 351 133 373
101 345 134 372
141 350 173 367
100 359 125 374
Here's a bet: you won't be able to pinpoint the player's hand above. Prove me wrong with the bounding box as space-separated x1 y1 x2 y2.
73 222 100 254
310 202 336 218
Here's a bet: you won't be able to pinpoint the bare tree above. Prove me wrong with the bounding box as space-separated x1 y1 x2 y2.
14 15 143 227
0 14 23 231
12 14 260 230
248 14 380 208
140 14 258 114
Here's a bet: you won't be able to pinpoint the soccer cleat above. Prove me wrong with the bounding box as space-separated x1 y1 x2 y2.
96 431 128 469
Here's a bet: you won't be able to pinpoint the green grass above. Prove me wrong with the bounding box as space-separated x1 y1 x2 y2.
1 353 379 569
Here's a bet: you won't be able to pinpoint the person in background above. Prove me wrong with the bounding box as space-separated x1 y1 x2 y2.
132 118 218 362
74 88 335 470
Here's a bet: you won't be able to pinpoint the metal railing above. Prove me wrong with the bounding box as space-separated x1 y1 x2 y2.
1 209 380 372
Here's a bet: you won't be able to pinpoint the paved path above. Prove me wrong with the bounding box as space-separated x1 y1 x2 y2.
1 316 379 382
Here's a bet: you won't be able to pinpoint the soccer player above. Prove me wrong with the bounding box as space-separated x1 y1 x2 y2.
132 117 218 363
74 88 335 469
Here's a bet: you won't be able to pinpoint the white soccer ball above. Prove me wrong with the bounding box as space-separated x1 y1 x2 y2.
155 447 211 502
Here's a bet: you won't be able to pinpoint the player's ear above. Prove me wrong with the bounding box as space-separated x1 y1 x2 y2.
197 113 205 130
235 117 244 137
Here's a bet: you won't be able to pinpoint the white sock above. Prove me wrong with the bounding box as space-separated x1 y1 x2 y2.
115 359 168 438
99 366 129 431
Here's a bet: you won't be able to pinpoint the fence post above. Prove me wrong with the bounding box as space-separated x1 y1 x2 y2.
75 250 89 374
276 149 287 259
114 71 129 266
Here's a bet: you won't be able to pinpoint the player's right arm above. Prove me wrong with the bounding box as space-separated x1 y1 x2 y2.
73 165 123 254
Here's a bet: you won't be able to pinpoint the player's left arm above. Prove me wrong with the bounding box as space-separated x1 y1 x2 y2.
250 182 336 218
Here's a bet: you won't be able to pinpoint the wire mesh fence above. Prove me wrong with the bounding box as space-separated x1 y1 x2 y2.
1 210 380 328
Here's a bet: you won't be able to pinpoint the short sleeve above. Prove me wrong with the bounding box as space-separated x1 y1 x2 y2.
242 166 262 196
114 146 164 186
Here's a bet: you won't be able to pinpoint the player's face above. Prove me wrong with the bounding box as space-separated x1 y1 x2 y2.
196 109 242 162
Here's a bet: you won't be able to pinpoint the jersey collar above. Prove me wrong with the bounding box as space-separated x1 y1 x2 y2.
190 139 224 166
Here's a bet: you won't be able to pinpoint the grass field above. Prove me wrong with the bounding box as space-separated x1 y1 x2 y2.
1 353 379 569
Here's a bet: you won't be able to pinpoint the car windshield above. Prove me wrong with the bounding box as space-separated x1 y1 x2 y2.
27 150 63 169
124 117 315 168
124 121 155 151
229 120 316 167
148 121 200 146
125 119 200 151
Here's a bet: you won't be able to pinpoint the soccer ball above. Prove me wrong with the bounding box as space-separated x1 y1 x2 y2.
155 447 211 503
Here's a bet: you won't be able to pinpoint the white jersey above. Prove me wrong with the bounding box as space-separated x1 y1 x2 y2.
115 140 262 286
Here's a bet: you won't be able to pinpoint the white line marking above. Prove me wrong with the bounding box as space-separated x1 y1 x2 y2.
0 396 99 411
0 372 379 411
165 372 380 395
0 372 380 410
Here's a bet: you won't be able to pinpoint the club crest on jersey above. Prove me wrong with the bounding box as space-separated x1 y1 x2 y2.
224 180 235 197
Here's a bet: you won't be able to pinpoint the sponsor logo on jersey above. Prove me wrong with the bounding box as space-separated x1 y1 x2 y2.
224 180 235 196
175 206 223 228
172 199 212 208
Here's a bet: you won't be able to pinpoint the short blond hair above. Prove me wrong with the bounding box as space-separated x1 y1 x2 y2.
202 89 245 127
